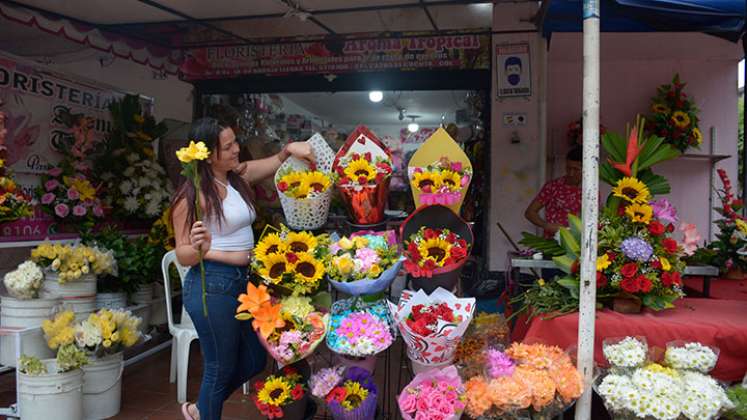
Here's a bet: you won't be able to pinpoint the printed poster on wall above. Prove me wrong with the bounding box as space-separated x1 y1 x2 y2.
0 51 151 242
496 43 531 98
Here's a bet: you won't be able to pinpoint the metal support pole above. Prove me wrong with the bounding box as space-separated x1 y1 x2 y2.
575 1 600 419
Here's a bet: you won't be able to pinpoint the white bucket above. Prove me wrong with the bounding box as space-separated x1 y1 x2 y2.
96 292 127 310
408 355 453 376
18 359 84 420
64 296 96 322
40 273 96 299
0 296 59 366
82 352 124 420
131 283 154 304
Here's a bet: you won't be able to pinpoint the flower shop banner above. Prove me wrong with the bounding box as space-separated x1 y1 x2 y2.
0 51 152 242
180 32 490 80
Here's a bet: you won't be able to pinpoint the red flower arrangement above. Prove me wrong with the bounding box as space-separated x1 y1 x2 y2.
251 366 305 419
335 152 392 187
405 302 455 337
403 227 469 278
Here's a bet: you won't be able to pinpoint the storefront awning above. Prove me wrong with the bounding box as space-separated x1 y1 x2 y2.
542 0 746 42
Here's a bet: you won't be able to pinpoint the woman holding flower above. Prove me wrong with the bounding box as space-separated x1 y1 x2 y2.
171 117 313 420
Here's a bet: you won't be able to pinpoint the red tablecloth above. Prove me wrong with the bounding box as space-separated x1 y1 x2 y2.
512 298 747 382
684 277 747 301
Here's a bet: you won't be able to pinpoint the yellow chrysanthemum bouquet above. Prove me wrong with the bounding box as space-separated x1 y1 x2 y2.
73 308 142 357
41 310 88 372
646 74 701 153
251 225 329 296
31 242 117 284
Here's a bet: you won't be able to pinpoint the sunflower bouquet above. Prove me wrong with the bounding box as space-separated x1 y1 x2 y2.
516 119 683 317
332 126 393 225
252 365 307 419
409 156 472 206
236 283 329 366
403 227 470 278
274 133 336 230
252 226 329 296
327 297 395 358
325 231 403 296
310 366 378 420
645 74 701 152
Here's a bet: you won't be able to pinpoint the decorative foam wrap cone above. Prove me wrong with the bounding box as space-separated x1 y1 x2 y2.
274 133 335 230
400 205 474 289
407 127 472 214
333 126 392 225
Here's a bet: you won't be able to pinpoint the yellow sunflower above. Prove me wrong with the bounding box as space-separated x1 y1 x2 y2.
418 237 452 267
258 253 290 283
411 171 442 192
257 377 291 406
286 231 318 253
612 177 651 204
305 171 331 193
343 158 376 184
292 252 324 287
341 381 369 410
278 172 304 190
292 183 311 199
625 203 653 224
439 170 462 191
651 103 670 114
671 111 691 129
254 233 287 261
692 127 702 145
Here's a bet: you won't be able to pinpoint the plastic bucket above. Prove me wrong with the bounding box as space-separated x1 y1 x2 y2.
82 352 124 420
40 273 96 299
408 355 453 376
0 296 59 366
96 292 128 310
18 359 84 420
65 296 96 322
131 283 154 305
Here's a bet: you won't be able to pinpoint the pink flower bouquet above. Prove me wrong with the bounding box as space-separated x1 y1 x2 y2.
35 161 104 231
398 365 466 420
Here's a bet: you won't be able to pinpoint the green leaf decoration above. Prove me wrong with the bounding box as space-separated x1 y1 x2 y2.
553 255 575 274
638 170 672 195
235 313 253 321
557 277 580 299
637 135 681 171
602 131 627 163
558 228 580 257
567 214 583 240
518 233 565 257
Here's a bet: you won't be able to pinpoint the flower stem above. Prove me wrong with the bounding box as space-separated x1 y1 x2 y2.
193 173 208 317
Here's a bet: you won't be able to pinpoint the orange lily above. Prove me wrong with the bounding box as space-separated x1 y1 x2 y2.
236 283 271 316
609 125 641 177
252 302 285 339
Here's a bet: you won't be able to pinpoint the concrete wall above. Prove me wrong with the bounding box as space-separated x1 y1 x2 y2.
488 21 743 271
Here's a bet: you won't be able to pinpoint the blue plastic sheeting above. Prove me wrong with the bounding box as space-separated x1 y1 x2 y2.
542 0 746 42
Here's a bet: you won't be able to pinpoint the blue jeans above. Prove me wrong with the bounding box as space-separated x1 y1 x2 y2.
183 260 267 420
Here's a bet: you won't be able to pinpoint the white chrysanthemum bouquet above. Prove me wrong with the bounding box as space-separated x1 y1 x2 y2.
3 260 44 299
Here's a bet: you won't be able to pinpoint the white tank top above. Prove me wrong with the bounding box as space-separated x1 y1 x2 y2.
205 180 255 252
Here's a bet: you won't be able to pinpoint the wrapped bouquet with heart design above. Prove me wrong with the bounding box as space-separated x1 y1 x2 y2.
389 287 475 374
332 126 393 226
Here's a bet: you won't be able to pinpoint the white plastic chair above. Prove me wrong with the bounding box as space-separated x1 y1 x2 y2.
161 250 199 404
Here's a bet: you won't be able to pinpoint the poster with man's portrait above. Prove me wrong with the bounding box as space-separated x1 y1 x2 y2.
496 44 531 98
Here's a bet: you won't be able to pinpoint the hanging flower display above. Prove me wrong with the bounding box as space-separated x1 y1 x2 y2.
645 74 701 152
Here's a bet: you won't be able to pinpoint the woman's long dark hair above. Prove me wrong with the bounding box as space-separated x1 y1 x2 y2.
171 117 254 233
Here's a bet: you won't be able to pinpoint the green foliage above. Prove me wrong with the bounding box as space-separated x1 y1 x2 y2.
726 385 747 420
56 344 88 372
19 355 47 376
83 226 161 294
518 233 564 257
